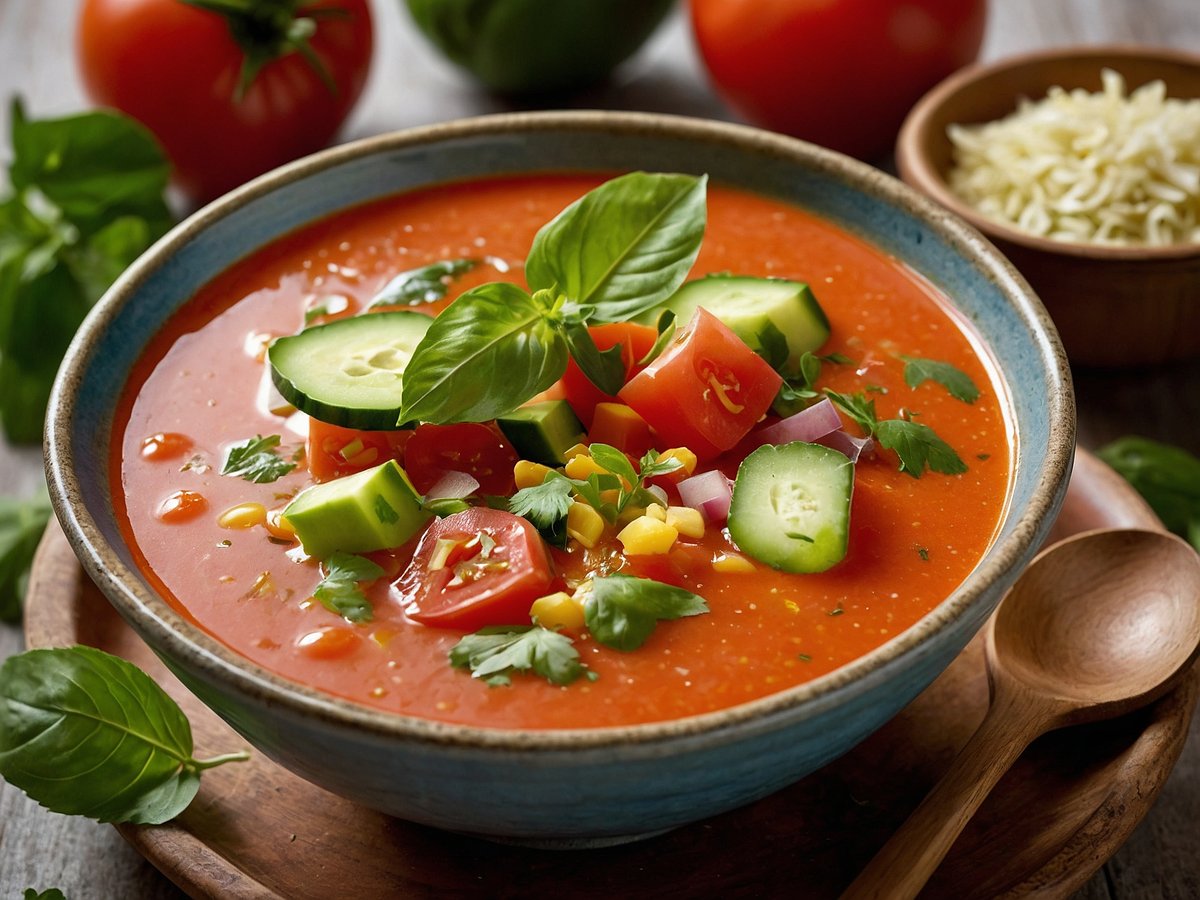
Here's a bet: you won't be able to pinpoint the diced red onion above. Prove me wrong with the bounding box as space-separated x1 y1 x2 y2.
749 397 842 447
817 430 874 462
645 484 669 507
426 470 480 500
677 470 733 523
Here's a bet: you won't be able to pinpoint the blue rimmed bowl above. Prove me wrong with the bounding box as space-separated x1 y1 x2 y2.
46 111 1074 844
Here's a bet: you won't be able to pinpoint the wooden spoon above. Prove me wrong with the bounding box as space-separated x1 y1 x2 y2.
843 527 1200 900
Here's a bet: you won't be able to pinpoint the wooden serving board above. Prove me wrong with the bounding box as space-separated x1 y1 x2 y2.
24 449 1196 899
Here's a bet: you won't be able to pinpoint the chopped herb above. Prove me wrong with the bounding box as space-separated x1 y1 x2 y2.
917 546 930 561
976 453 991 461
221 434 297 484
639 309 677 365
822 352 854 365
826 390 967 478
755 319 792 371
796 653 812 663
583 574 708 651
450 626 592 686
313 552 384 623
827 602 845 617
368 258 478 308
865 384 888 395
508 472 574 532
0 487 52 623
786 532 815 543
1097 436 1200 550
772 350 823 415
901 355 980 404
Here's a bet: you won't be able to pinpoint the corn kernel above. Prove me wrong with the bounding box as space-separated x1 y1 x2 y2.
514 460 553 489
217 502 267 530
660 447 698 477
265 508 298 541
617 516 678 555
530 591 586 631
567 501 606 548
565 453 610 482
713 553 756 574
644 503 667 522
666 506 704 538
562 442 591 462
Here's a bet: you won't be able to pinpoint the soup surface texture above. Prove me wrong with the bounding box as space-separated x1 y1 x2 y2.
114 174 1012 729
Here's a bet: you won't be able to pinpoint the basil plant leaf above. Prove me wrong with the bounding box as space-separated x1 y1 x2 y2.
584 574 708 651
559 321 625 395
368 257 478 309
0 647 248 824
0 487 53 623
525 171 707 323
400 282 568 425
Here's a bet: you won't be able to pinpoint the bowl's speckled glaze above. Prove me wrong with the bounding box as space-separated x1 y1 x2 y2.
46 112 1074 844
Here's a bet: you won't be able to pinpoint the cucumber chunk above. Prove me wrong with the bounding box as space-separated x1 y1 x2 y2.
497 400 586 466
283 460 431 559
727 442 853 573
268 312 432 430
638 275 830 369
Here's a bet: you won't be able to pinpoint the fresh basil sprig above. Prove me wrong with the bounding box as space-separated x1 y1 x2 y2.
0 647 248 824
399 172 707 425
0 487 52 623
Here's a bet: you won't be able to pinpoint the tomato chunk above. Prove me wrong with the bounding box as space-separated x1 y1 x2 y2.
618 308 782 460
307 419 411 483
393 508 554 631
562 322 658 427
403 423 519 496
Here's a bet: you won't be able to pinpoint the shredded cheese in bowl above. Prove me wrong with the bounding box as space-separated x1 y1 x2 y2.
947 69 1200 246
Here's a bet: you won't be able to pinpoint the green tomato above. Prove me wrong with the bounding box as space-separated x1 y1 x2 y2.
404 0 677 94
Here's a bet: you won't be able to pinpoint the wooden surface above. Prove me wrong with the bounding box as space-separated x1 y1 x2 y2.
19 451 1195 900
2 1 1200 898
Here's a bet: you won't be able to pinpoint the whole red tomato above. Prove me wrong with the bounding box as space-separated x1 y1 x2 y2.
690 0 987 160
77 0 373 202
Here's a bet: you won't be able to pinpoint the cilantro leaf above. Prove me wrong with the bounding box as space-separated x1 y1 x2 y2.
0 487 53 623
368 258 478 308
755 319 791 371
773 350 824 416
901 355 980 403
450 626 590 686
588 443 638 487
825 389 880 434
508 472 574 531
875 419 968 478
220 434 298 484
584 574 708 651
637 448 683 481
313 552 384 623
1097 436 1200 550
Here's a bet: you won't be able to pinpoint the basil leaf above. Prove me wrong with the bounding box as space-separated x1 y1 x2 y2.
588 443 639 488
25 889 67 900
314 552 383 623
0 487 53 623
450 626 590 686
368 257 478 309
639 309 677 365
875 419 968 478
525 172 707 323
584 574 708 651
0 647 247 824
221 434 298 484
901 355 980 404
1097 436 1200 549
559 321 625 395
399 282 567 425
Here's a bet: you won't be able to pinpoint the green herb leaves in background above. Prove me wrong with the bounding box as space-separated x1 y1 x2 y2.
314 552 384 623
24 889 67 900
1098 436 1200 550
0 646 248 824
0 100 172 443
368 257 478 309
0 487 52 623
221 434 298 483
398 172 707 425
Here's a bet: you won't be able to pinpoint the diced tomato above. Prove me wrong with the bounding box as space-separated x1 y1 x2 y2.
562 322 659 427
306 419 411 483
589 402 654 457
394 507 555 631
402 423 519 496
618 309 782 460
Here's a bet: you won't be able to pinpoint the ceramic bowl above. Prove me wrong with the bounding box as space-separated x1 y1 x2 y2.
46 111 1074 845
897 45 1200 367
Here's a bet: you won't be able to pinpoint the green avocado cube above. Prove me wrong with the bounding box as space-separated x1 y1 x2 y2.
282 460 430 559
497 400 586 465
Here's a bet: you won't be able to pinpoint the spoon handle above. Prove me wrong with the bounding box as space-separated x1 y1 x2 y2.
840 687 1054 900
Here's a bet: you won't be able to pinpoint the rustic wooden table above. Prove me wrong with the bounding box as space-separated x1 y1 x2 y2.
2 1 1198 897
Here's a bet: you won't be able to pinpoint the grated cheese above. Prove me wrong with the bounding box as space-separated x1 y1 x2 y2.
947 69 1200 246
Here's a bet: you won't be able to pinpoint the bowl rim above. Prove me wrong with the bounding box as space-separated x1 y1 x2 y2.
897 42 1200 262
47 109 1075 752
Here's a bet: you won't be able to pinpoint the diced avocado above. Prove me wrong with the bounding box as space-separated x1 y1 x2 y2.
497 400 586 466
727 442 853 573
637 275 830 370
282 460 431 559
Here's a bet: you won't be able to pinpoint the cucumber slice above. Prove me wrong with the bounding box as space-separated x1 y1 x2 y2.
283 459 431 559
268 312 432 430
638 275 830 369
727 442 853 574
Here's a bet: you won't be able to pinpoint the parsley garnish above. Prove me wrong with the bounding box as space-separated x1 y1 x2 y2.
825 390 967 478
827 602 845 617
313 552 384 623
508 473 574 531
450 626 591 686
221 434 298 484
368 258 478 309
901 355 980 404
917 546 930 561
0 488 52 623
1098 436 1200 550
584 574 708 651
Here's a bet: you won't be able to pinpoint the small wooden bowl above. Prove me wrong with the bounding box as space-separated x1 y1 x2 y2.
897 45 1200 367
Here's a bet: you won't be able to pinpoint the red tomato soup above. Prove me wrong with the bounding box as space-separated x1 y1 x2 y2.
113 175 1012 729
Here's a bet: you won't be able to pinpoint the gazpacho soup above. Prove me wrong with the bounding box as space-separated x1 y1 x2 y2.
114 172 1012 730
